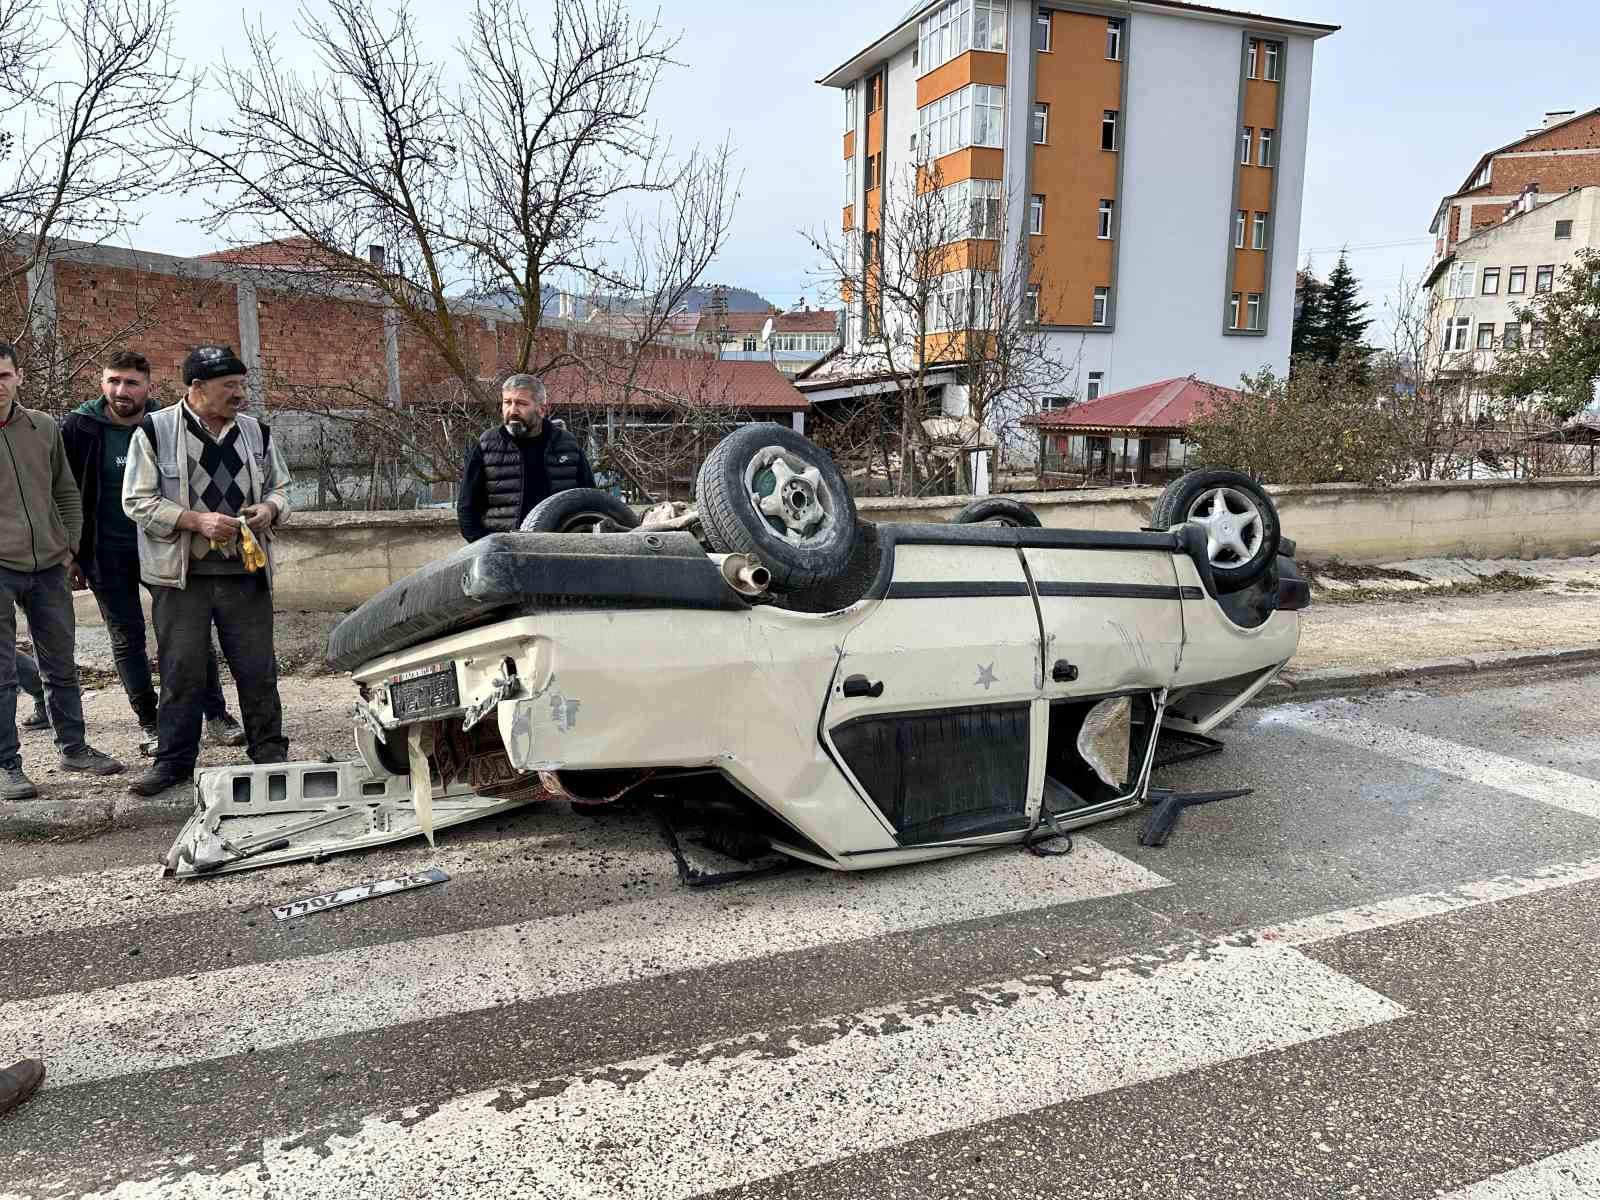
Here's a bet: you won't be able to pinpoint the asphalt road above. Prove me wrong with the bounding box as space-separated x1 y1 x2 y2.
3 666 1599 1199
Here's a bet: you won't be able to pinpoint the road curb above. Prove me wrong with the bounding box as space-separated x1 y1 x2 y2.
1271 641 1600 701
0 785 191 839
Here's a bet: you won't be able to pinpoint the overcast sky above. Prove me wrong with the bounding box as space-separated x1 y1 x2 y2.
129 0 1597 343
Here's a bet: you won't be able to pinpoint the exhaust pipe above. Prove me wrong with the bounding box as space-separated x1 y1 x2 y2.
712 553 772 597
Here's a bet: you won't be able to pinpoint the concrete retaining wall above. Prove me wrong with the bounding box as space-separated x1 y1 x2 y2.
267 477 1600 611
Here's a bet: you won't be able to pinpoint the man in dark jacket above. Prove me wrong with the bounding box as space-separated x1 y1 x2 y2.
457 374 595 541
59 350 244 752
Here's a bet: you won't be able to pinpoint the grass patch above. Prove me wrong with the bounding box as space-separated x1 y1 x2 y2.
1563 579 1600 592
1303 560 1429 586
1315 570 1551 606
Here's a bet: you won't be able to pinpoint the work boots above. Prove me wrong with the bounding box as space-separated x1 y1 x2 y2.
0 763 38 801
128 762 191 797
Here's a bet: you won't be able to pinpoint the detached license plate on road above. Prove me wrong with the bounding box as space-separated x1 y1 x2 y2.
389 661 459 718
272 868 450 922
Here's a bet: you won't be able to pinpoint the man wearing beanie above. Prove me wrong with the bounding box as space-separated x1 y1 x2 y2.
122 345 293 796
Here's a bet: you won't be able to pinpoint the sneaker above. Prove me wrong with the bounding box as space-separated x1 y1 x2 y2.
0 1058 44 1117
20 705 49 730
206 713 247 747
0 763 38 801
138 725 159 757
128 762 191 797
59 746 124 776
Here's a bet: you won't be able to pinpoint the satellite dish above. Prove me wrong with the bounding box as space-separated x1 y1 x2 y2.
759 316 774 344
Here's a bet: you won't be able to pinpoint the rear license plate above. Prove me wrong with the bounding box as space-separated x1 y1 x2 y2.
271 868 450 922
389 662 460 718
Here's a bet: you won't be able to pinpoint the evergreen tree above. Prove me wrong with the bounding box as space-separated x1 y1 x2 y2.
1291 269 1327 362
1321 251 1374 378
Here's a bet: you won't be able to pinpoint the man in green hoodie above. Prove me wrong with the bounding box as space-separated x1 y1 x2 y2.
0 340 124 800
60 350 245 752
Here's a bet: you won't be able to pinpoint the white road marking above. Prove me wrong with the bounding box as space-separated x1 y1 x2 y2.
1264 702 1600 822
60 942 1406 1200
1438 1139 1600 1199
0 814 676 939
0 837 1169 1088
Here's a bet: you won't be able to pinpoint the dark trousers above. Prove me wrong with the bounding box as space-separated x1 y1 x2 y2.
14 651 44 705
151 574 286 770
0 563 88 766
90 549 229 727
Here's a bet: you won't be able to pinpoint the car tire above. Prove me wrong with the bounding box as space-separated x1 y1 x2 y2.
519 488 641 533
694 424 858 591
950 497 1043 528
1152 469 1280 593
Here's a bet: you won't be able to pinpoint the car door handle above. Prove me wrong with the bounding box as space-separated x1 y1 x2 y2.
842 674 884 699
1052 660 1079 683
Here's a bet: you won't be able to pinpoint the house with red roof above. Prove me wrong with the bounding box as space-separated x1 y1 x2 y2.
1023 376 1237 486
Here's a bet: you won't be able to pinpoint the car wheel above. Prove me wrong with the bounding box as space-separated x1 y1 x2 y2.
1151 469 1280 592
695 424 858 590
519 488 641 533
950 497 1043 528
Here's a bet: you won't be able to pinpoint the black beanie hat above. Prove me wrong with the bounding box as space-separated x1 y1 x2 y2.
182 345 248 384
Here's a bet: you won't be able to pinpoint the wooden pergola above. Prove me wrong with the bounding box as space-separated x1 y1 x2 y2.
1024 377 1236 487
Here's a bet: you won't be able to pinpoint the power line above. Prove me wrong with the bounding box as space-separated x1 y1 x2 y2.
1300 237 1434 255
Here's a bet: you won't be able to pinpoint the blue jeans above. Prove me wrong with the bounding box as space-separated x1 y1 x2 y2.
0 563 88 766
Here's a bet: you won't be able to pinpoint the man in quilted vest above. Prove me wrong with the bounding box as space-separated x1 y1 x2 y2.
121 346 293 797
456 374 595 541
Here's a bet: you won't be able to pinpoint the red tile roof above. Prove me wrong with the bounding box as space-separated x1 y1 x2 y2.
197 236 353 270
697 310 841 335
541 358 808 414
1023 377 1238 433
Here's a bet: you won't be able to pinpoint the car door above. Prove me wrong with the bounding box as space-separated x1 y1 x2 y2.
821 536 1043 846
1020 536 1186 702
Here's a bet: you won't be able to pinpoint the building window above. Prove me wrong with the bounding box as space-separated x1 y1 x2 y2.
1092 286 1110 326
1234 210 1246 248
1032 102 1048 145
1042 394 1069 410
1481 267 1500 295
742 336 757 353
1445 260 1476 298
1098 198 1114 240
1240 127 1252 165
845 88 856 133
1555 219 1574 240
918 0 1008 76
1251 211 1268 250
919 83 1006 161
844 157 852 203
1502 321 1521 349
938 177 1003 240
1029 193 1044 235
1035 8 1051 51
1025 285 1040 324
932 268 997 332
1101 110 1118 152
1246 39 1258 78
1105 17 1123 60
1530 323 1547 348
865 153 881 190
1535 264 1554 292
1229 292 1241 328
1476 323 1496 350
1442 316 1469 351
1263 41 1280 80
1087 371 1104 401
867 73 882 112
1258 128 1275 167
1507 266 1527 294
1246 293 1262 330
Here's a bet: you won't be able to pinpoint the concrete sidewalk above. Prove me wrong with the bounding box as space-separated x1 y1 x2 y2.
4 554 1598 838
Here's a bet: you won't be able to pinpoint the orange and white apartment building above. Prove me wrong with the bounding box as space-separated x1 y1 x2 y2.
813 0 1336 407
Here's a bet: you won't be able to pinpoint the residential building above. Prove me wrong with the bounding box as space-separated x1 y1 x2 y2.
814 0 1335 416
1424 184 1600 408
1428 107 1600 267
697 307 843 377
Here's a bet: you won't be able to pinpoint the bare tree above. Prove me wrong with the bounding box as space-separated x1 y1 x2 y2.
0 0 190 406
1379 272 1489 481
171 0 736 468
807 164 1068 496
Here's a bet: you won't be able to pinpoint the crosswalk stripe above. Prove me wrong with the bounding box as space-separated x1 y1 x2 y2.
1263 703 1600 821
0 815 674 940
1438 1138 1600 1198
46 940 1406 1200
0 837 1168 1089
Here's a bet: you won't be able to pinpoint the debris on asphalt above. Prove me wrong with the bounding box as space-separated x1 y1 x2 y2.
270 868 450 922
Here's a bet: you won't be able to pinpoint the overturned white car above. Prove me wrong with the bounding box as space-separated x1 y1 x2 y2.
165 425 1307 878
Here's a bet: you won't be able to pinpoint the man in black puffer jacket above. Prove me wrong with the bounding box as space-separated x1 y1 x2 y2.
457 374 595 542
